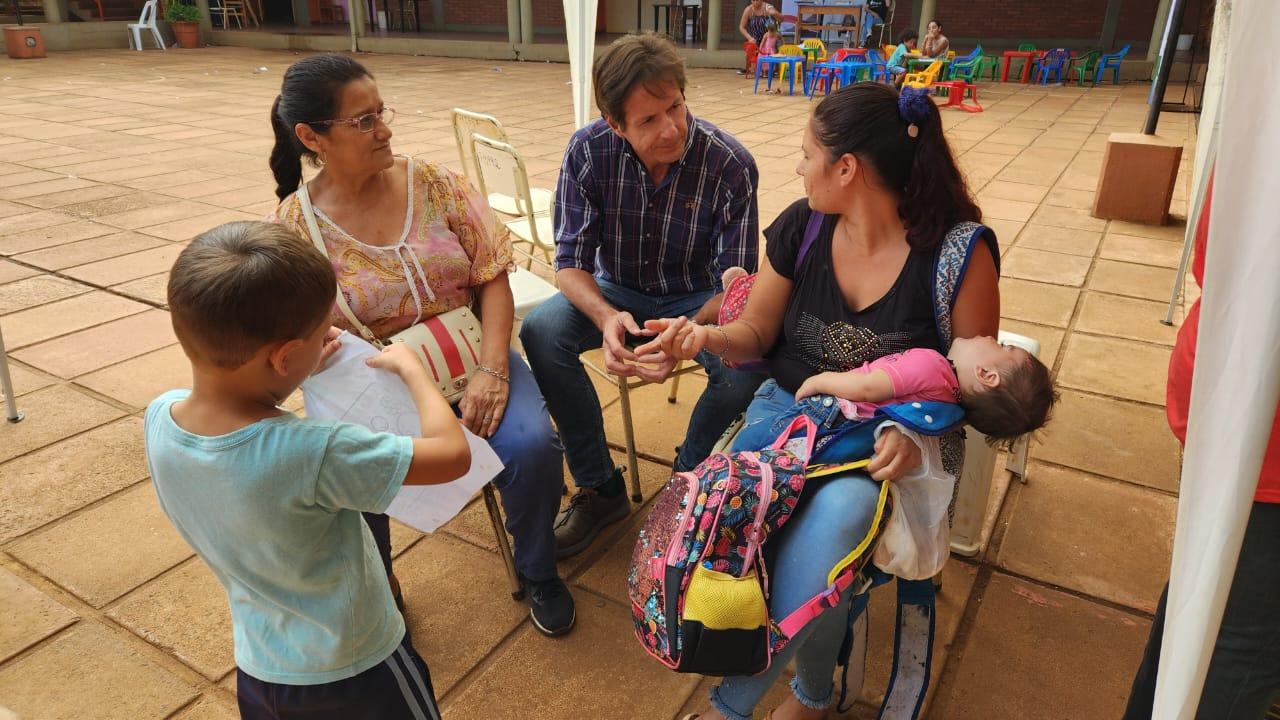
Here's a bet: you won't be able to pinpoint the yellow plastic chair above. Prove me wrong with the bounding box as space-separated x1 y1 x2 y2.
800 37 828 64
776 44 807 84
903 60 943 89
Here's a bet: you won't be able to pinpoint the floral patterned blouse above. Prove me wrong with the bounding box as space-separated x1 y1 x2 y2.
270 157 513 341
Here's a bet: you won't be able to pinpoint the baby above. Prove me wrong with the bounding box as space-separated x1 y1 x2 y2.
796 337 1058 446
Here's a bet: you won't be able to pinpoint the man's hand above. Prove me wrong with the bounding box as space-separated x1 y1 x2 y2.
599 310 673 381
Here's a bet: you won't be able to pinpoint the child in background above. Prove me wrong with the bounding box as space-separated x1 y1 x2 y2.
759 21 782 57
145 221 470 720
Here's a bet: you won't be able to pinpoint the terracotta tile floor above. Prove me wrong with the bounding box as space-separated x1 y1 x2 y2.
0 47 1195 719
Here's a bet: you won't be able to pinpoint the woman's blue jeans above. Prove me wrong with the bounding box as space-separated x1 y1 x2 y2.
709 380 883 719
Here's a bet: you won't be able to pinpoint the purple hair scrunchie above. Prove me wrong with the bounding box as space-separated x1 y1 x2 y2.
898 86 932 137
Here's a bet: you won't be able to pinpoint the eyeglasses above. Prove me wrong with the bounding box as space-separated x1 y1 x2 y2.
309 107 395 133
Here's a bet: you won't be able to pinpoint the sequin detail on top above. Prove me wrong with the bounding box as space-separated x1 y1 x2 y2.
794 313 912 372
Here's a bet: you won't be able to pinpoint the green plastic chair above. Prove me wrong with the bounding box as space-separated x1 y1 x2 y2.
978 54 1000 81
949 46 983 82
1068 50 1099 86
1017 42 1037 51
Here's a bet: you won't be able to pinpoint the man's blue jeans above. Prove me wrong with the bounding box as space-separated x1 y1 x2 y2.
519 278 763 488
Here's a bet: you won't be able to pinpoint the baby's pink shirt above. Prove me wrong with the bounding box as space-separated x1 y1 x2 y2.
760 35 780 55
835 348 962 420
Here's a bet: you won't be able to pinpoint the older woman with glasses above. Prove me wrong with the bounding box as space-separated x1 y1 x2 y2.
265 54 575 638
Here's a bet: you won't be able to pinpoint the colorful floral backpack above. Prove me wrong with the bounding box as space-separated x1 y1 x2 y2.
628 416 887 676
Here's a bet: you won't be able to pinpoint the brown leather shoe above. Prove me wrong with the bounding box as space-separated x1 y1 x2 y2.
553 488 630 559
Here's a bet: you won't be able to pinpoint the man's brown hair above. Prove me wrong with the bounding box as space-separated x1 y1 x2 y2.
168 221 335 369
593 32 687 126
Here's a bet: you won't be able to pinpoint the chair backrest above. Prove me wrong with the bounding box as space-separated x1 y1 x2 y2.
801 38 827 57
451 108 508 187
867 49 885 67
955 46 979 63
1079 49 1100 66
1045 48 1070 66
778 44 804 57
139 0 157 24
1017 42 1036 52
829 47 857 63
470 133 548 247
1114 43 1132 58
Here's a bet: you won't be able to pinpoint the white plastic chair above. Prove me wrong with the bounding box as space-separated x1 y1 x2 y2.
0 321 25 423
128 0 166 51
451 108 553 217
470 133 557 270
949 330 1040 556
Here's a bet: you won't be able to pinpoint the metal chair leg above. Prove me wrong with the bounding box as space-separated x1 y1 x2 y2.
617 378 644 503
0 323 24 424
1007 436 1031 483
482 483 524 601
666 359 683 403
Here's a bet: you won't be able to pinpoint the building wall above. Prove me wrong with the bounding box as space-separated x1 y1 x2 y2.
442 0 504 27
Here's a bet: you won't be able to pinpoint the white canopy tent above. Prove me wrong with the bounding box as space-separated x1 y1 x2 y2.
564 0 599 130
1153 0 1280 716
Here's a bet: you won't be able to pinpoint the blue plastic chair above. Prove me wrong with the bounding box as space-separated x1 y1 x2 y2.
1035 48 1071 85
865 49 892 83
1094 44 1130 85
946 47 980 79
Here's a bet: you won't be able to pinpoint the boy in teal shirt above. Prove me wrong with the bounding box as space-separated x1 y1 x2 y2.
145 221 470 719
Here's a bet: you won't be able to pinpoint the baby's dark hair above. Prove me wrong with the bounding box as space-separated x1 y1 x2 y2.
167 221 336 370
960 350 1059 449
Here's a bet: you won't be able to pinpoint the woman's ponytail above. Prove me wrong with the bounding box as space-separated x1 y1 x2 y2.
812 83 981 251
896 87 981 249
269 95 303 201
267 54 373 201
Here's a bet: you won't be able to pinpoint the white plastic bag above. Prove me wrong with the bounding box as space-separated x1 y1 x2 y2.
871 422 955 580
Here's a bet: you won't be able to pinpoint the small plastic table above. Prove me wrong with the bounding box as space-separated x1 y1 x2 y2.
934 81 983 113
755 55 807 96
1000 50 1043 83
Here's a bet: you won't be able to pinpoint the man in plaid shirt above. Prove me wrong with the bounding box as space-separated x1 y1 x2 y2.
520 33 763 559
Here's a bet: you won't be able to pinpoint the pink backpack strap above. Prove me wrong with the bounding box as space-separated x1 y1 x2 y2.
777 569 860 638
768 414 817 464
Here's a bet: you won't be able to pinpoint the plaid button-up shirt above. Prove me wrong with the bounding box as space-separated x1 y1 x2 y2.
553 114 760 296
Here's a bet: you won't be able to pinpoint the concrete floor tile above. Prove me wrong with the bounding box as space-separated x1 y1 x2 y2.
999 278 1079 328
0 275 92 316
0 622 197 720
997 320 1064 369
1037 390 1182 492
980 180 1049 204
139 211 260 242
1043 185 1095 210
18 184 137 211
0 259 38 285
1100 233 1182 268
0 360 56 399
1014 224 1102 257
171 696 238 720
0 384 126 467
394 533 529 696
76 343 192 410
1001 247 1091 287
998 464 1174 611
1075 293 1179 346
983 218 1024 251
96 201 221 231
930 573 1150 720
63 244 186 286
112 272 171 306
0 418 146 542
0 219 115 255
9 484 193 608
1 291 150 349
1106 219 1186 242
12 231 168 271
108 560 233 681
978 196 1039 223
601 371 712 466
1088 260 1179 302
1057 334 1169 406
442 598 702 720
0 566 78 663
1031 204 1108 232
13 309 176 378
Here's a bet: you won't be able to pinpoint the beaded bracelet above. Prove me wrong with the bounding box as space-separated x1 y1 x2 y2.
475 365 510 383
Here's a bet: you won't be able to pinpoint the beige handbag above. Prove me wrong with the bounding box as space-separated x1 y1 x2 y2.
297 185 483 405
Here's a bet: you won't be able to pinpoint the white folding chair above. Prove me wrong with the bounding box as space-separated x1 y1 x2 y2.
451 108 553 217
949 330 1041 557
210 0 246 28
470 133 557 271
127 0 166 51
0 321 25 423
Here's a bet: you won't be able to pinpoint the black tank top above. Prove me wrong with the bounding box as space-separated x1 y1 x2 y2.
764 200 943 394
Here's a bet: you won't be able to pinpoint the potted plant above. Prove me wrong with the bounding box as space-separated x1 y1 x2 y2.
4 0 47 59
164 0 200 49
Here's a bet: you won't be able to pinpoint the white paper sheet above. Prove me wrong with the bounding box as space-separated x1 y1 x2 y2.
302 332 504 533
